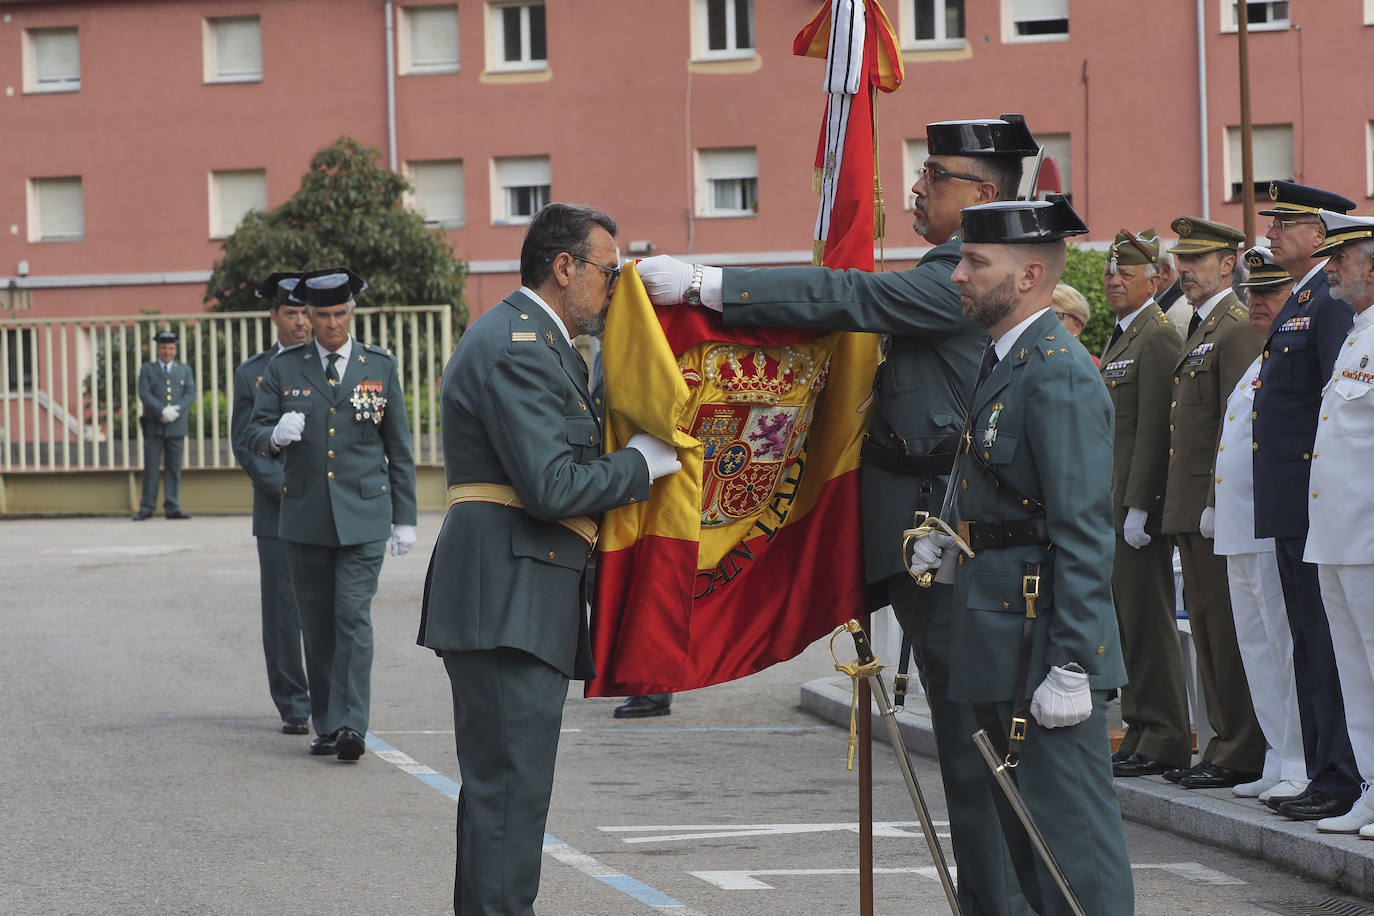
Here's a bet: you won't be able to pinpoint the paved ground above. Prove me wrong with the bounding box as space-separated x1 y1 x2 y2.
3 513 1372 914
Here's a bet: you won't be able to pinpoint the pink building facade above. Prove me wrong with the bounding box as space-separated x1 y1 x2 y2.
3 0 1374 325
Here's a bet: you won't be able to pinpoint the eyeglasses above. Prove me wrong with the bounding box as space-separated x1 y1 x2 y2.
569 254 621 286
916 162 987 185
1266 216 1319 232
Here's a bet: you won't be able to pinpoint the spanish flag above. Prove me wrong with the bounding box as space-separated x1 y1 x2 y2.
585 1 898 696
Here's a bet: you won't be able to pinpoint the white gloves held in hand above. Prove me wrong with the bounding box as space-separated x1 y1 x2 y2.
1030 664 1092 729
1199 506 1216 540
1123 507 1151 549
390 524 416 557
625 432 682 483
271 411 306 449
908 532 953 577
636 256 723 310
160 405 180 424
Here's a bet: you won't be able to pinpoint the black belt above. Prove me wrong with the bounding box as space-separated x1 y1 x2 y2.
860 437 957 478
957 517 1050 551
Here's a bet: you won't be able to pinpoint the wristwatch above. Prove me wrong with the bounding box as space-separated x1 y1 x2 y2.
684 264 704 305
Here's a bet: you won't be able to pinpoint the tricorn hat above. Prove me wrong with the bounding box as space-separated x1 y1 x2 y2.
293 267 368 308
254 271 305 306
960 195 1088 244
154 329 178 344
926 114 1040 158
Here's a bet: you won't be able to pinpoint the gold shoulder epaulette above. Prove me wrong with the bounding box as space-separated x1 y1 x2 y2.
511 331 537 342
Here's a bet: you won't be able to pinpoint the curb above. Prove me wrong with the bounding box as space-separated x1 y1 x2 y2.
801 675 1374 899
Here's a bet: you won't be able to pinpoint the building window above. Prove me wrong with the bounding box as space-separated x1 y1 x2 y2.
401 5 460 74
28 177 84 242
1033 132 1072 200
1221 0 1290 32
407 160 465 227
1366 0 1374 25
1225 124 1293 201
205 17 262 83
694 0 753 59
23 27 80 94
492 156 550 224
487 2 546 71
209 169 267 238
903 139 930 209
1005 0 1068 41
697 148 758 217
904 0 965 48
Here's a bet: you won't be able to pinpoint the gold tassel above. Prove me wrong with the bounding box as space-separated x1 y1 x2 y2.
812 238 826 266
812 165 824 196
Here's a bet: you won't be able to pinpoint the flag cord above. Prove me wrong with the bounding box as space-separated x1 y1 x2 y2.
872 83 886 271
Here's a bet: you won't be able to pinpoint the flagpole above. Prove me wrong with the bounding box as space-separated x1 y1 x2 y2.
857 614 875 916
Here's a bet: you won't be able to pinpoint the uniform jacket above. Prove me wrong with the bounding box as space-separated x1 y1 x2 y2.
721 236 987 584
1161 292 1261 534
1100 301 1176 530
1253 268 1354 538
137 360 196 438
232 347 284 539
1304 309 1374 566
247 336 417 546
949 310 1125 702
416 292 650 680
1213 356 1273 557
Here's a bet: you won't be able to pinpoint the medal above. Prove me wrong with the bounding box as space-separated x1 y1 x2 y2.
983 403 1003 449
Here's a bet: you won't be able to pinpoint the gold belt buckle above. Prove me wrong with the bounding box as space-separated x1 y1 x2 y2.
1010 716 1028 742
1022 574 1040 599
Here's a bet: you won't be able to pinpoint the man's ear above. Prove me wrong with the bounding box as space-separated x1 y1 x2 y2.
1020 258 1046 292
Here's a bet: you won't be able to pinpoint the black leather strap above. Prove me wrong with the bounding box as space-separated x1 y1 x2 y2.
959 517 1050 551
1007 561 1042 767
860 435 959 478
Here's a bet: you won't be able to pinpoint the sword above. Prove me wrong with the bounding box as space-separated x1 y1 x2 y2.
840 620 963 915
972 729 1086 916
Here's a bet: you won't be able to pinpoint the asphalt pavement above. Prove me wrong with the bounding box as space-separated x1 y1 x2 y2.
3 513 1372 915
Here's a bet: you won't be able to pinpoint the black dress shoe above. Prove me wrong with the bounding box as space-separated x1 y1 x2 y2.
131 511 152 521
1111 748 1130 764
613 694 672 719
309 734 337 756
165 511 191 520
1266 786 1314 812
1162 762 1203 784
1180 763 1259 789
1113 753 1172 778
335 727 366 761
1277 789 1350 820
281 717 310 735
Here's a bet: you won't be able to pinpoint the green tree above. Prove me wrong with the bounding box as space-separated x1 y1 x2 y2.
204 137 468 328
1061 244 1113 356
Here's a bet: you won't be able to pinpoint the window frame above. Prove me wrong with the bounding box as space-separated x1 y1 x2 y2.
22 26 81 94
27 176 85 243
696 147 759 219
491 155 551 225
486 1 547 72
405 159 467 228
400 4 461 75
208 169 268 239
1220 0 1291 33
902 0 966 51
693 0 755 61
1223 123 1294 202
203 16 263 84
1003 0 1069 44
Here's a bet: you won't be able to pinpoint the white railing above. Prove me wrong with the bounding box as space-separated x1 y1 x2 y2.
0 306 453 472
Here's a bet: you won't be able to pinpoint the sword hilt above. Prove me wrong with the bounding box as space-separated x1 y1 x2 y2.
901 513 975 588
843 619 876 665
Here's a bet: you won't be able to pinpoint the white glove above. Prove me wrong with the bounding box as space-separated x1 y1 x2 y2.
1199 506 1216 540
390 524 416 557
160 405 179 424
1029 664 1092 729
271 411 306 449
625 432 682 483
1123 507 1151 549
636 256 724 311
908 532 952 578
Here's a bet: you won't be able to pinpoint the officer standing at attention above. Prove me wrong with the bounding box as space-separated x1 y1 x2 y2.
1212 247 1308 804
638 117 1040 916
417 203 681 914
1098 229 1193 780
248 267 417 763
1304 210 1374 837
1252 182 1362 823
1160 217 1265 789
133 329 195 521
909 196 1133 915
231 272 313 736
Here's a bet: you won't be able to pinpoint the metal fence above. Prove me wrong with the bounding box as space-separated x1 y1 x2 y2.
0 306 452 472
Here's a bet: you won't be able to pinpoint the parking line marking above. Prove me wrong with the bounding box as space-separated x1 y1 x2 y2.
364 733 700 912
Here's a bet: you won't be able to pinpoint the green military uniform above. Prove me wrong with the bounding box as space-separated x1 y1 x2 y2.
1161 219 1265 777
1100 236 1192 770
418 291 649 914
248 335 417 742
136 349 196 516
232 344 310 727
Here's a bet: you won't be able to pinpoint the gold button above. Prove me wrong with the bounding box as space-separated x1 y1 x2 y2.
1302 453 1310 460
1171 400 1178 408
588 434 595 443
1312 490 1318 498
1170 424 1175 432
1255 380 1262 388
329 428 336 436
1174 376 1180 385
1216 476 1222 484
1169 447 1175 456
1190 371 1197 378
520 313 529 319
1322 414 1329 421
1264 350 1270 358
983 451 990 460
1312 451 1318 458
327 450 335 458
1252 411 1258 420
740 292 750 301
548 551 556 560
1284 346 1290 353
1097 646 1106 655
282 486 287 493
330 407 337 414
328 471 335 479
961 479 969 491
1217 443 1223 451
382 485 387 491
1252 442 1259 451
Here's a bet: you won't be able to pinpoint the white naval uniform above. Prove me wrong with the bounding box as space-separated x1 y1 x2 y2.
1214 354 1305 784
1305 307 1374 790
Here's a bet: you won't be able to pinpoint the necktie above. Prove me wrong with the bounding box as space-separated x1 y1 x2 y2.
326 353 341 384
1188 311 1202 339
977 344 999 385
1108 323 1123 350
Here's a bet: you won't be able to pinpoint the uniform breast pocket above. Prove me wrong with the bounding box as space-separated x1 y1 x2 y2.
1181 354 1216 403
977 433 1018 466
565 415 600 459
511 518 588 572
360 470 390 499
281 397 313 415
1273 332 1311 385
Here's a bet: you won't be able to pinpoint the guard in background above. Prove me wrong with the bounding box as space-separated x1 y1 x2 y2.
910 196 1133 915
134 329 195 521
1099 229 1193 779
1253 182 1361 822
248 267 418 763
1159 216 1265 790
231 272 313 735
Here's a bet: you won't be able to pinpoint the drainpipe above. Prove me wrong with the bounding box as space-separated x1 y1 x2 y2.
385 1 398 171
1196 0 1210 218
